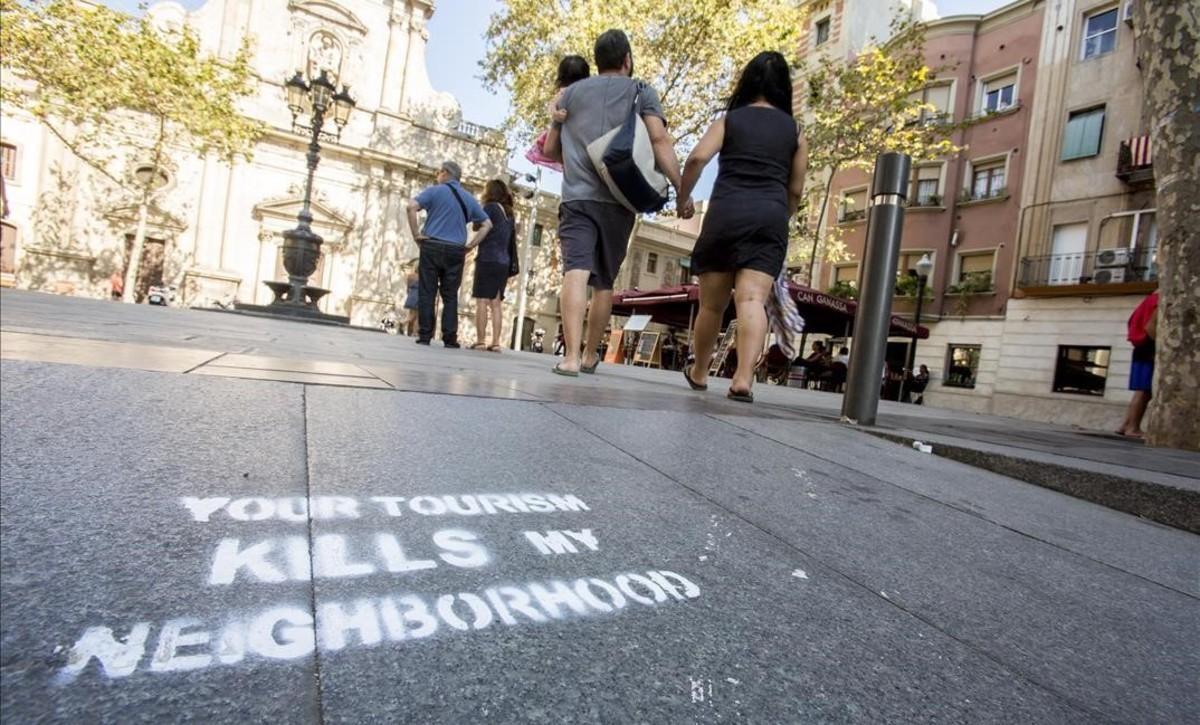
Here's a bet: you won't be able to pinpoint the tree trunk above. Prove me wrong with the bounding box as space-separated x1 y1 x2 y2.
1136 1 1200 450
806 169 838 284
121 197 150 304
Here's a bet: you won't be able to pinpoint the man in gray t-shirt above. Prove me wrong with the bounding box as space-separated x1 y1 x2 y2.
557 77 665 205
544 29 686 377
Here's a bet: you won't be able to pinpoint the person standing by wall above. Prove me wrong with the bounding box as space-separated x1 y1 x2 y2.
471 179 516 352
405 161 492 348
1117 290 1159 438
675 51 807 403
541 29 685 376
402 261 420 336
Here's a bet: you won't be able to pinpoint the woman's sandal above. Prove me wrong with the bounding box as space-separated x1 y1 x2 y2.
487 345 503 353
580 358 600 374
683 366 708 391
551 363 579 378
726 388 754 404
470 343 488 351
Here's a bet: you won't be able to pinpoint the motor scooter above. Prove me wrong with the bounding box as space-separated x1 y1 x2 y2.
146 285 176 306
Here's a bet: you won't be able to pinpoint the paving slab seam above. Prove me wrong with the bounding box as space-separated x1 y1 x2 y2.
537 402 1106 722
711 414 1200 602
180 351 229 375
300 385 327 725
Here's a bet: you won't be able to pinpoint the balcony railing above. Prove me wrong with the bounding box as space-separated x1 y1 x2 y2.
908 194 943 208
1117 135 1154 186
1018 247 1157 289
455 120 502 142
967 99 1022 121
959 186 1007 204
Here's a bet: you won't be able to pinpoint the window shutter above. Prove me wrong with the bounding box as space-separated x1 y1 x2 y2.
1081 109 1105 156
1062 116 1085 159
925 84 951 114
629 249 642 288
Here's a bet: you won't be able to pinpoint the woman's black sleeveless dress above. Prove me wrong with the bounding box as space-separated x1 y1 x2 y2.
689 105 798 277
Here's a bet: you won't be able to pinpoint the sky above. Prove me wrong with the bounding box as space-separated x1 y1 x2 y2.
99 0 1013 197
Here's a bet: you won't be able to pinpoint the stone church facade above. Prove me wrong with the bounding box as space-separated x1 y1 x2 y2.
0 0 507 326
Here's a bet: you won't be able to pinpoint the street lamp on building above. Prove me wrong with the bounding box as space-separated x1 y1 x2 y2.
900 253 933 402
258 70 355 320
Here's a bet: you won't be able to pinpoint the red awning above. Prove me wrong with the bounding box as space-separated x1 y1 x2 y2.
612 283 929 339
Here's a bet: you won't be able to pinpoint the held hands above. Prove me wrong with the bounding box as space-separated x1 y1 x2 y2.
677 196 696 220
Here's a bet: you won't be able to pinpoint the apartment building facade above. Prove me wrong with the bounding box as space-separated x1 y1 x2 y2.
995 0 1157 428
818 0 1045 413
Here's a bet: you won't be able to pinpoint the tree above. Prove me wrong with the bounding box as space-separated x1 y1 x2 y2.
1134 2 1199 451
0 0 261 302
793 17 962 283
481 0 806 149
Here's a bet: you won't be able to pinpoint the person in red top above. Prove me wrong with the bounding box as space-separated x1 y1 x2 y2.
1117 290 1158 438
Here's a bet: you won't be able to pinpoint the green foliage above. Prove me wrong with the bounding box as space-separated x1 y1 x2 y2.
0 0 262 193
894 272 934 299
481 0 806 149
826 280 859 300
946 271 993 295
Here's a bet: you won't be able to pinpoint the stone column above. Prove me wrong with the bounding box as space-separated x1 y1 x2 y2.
379 2 412 113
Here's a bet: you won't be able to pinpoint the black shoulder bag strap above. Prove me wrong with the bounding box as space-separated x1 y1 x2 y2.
444 182 470 224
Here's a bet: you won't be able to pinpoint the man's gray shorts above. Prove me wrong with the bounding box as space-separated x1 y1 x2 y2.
558 200 636 290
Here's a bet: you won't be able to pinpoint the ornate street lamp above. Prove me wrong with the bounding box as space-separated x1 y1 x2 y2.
900 253 933 402
254 69 356 321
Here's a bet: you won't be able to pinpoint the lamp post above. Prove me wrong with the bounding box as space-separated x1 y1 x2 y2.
262 70 355 318
899 253 933 402
513 167 542 350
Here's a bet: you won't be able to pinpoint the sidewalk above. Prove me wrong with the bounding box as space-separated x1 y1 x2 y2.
2 289 1198 723
3 289 1196 529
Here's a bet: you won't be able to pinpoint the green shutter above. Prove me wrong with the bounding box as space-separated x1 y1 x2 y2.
1081 109 1105 156
1062 108 1105 160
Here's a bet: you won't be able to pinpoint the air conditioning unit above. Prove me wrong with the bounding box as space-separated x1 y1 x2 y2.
1123 1 1135 25
1094 267 1129 284
1097 248 1133 267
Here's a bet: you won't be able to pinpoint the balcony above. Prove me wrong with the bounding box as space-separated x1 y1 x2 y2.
966 99 1023 122
454 120 504 145
838 208 867 224
1017 247 1158 296
958 187 1008 206
1117 135 1154 187
907 194 944 210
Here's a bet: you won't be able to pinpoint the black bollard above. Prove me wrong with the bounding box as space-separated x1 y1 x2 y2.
842 152 911 426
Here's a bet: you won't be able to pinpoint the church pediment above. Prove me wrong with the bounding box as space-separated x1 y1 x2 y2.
104 204 187 233
287 0 367 35
252 197 353 233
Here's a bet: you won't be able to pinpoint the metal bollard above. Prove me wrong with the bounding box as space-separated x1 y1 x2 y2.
841 152 912 426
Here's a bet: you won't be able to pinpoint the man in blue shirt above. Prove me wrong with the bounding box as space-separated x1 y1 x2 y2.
406 160 491 347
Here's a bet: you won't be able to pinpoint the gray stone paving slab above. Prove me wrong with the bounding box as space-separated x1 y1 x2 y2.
300 387 1088 723
215 353 380 378
192 364 394 389
360 363 544 401
0 361 318 724
550 404 1200 723
716 415 1200 597
0 331 221 373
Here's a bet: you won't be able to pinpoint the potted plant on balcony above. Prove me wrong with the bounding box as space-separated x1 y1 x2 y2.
946 271 993 317
826 280 859 300
894 273 934 299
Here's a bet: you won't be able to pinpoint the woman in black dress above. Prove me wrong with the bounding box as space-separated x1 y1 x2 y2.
677 51 807 402
471 180 515 352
